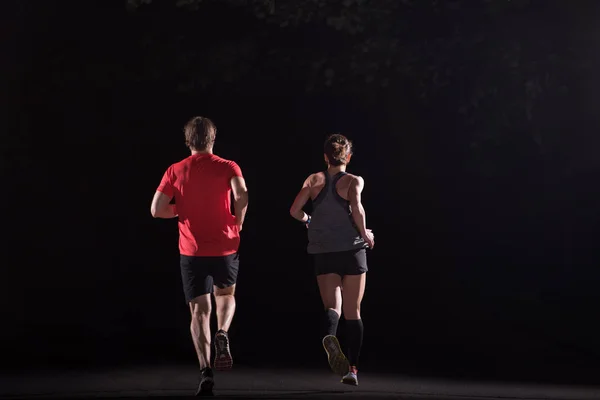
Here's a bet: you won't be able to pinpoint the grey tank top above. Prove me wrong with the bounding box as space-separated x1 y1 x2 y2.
307 171 367 254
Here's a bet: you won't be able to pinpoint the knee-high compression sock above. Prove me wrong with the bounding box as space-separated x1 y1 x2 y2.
346 319 364 367
323 309 340 337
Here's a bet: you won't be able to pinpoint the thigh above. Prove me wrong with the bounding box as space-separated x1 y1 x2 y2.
316 272 343 311
214 284 236 296
180 255 214 304
342 272 366 313
189 294 212 315
212 252 240 289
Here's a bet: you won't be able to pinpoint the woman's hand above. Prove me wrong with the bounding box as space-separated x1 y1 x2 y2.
362 229 375 249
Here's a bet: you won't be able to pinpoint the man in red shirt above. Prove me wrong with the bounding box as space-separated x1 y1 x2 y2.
150 116 248 396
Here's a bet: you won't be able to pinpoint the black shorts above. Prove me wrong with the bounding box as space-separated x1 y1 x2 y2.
313 248 368 277
180 253 240 303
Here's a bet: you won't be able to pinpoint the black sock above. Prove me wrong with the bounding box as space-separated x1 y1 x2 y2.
323 308 340 336
346 319 363 367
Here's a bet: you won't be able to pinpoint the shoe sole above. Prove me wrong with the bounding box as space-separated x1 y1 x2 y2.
322 335 350 376
214 334 233 371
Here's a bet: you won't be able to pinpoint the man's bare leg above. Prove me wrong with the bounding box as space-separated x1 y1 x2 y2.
190 294 215 395
214 284 236 332
189 294 212 370
213 284 236 370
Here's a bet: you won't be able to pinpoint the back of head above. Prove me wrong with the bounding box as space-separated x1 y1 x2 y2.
324 133 353 166
184 116 217 151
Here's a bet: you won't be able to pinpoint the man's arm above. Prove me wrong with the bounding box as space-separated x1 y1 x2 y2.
152 166 177 219
290 176 312 224
231 176 249 228
348 176 367 236
150 191 178 219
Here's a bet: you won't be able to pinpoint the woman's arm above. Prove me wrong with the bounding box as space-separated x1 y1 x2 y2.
290 175 312 224
349 176 375 248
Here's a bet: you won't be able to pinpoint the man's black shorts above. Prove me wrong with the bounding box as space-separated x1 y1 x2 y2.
313 248 368 277
180 252 239 303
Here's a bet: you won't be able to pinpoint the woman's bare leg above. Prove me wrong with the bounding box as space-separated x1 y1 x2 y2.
317 273 349 375
317 273 343 335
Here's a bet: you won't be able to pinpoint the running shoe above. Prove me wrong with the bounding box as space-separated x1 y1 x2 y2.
196 367 214 396
214 330 233 371
341 365 358 386
322 335 350 376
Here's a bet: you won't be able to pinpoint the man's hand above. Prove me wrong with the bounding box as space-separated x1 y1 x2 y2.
362 228 375 249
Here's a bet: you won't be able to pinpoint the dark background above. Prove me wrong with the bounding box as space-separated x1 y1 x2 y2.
3 0 600 385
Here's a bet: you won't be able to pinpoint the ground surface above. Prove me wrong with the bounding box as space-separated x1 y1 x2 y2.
2 364 600 400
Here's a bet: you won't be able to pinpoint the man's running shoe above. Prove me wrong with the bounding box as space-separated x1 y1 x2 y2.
341 366 358 386
322 335 350 376
196 367 214 397
214 330 233 371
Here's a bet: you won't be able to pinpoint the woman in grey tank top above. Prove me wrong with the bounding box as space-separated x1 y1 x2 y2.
289 134 375 386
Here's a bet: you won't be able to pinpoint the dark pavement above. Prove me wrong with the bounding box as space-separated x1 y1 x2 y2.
2 364 600 400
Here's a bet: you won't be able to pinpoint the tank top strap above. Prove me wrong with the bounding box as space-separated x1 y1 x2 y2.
331 171 347 187
312 171 330 208
331 171 349 206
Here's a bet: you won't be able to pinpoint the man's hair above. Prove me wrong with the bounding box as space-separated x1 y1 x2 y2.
324 133 353 166
184 116 217 151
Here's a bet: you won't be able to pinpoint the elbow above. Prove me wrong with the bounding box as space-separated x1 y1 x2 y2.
289 206 301 218
150 206 158 218
234 189 249 203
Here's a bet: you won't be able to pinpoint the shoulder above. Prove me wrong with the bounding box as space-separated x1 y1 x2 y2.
215 155 239 166
304 172 325 187
206 154 242 172
346 173 364 191
174 153 200 166
215 156 243 180
168 157 190 172
345 173 363 184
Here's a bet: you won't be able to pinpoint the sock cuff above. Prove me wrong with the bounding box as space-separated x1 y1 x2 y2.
346 318 363 325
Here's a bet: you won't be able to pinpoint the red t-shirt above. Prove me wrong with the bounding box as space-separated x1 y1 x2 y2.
157 153 243 257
